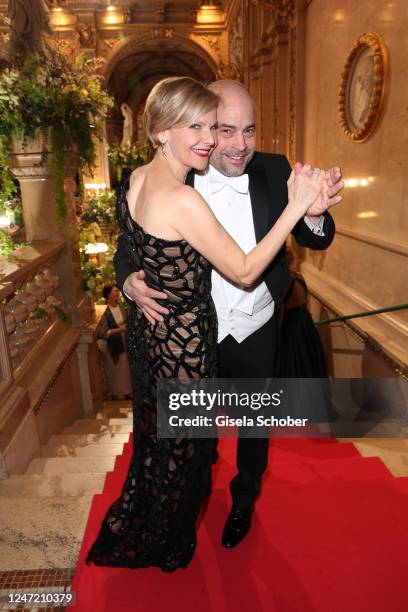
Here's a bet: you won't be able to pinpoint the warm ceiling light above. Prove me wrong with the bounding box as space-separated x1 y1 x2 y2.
50 4 77 29
196 1 224 25
97 3 125 26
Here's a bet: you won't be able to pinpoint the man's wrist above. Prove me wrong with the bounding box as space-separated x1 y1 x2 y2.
304 214 325 236
305 214 321 226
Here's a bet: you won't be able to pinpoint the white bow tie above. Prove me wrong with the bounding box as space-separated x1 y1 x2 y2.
209 173 249 195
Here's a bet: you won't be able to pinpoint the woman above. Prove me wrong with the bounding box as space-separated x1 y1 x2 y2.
85 76 324 572
98 284 132 400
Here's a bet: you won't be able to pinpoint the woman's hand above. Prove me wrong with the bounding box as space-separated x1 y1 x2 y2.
287 163 325 217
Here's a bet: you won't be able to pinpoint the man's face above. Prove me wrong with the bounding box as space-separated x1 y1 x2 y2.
210 95 256 177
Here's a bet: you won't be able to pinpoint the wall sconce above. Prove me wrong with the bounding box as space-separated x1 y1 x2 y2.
96 2 125 27
196 1 224 25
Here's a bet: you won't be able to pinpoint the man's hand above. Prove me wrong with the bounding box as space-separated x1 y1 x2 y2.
294 163 344 222
123 270 169 325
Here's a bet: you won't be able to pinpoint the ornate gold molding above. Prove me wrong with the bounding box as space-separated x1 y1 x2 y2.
251 0 294 31
103 31 219 81
217 61 242 81
201 34 221 58
339 32 388 143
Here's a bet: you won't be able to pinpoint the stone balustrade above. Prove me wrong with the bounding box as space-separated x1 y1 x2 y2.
0 242 67 373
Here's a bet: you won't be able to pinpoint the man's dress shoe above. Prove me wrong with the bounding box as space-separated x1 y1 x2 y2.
222 504 254 548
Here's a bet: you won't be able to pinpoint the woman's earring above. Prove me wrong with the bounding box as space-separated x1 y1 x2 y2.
160 141 167 157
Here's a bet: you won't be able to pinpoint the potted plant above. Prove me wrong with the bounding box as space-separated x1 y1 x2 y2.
0 46 114 222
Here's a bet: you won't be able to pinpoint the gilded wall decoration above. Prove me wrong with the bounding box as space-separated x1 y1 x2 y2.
201 34 221 59
339 32 388 143
104 31 218 82
150 28 174 39
49 33 80 62
217 61 242 80
230 12 243 70
288 22 297 164
97 36 118 58
251 0 294 32
78 24 96 49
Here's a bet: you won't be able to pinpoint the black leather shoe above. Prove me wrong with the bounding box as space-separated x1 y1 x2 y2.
222 504 254 549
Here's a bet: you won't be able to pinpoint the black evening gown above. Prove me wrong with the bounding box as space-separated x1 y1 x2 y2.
85 174 218 572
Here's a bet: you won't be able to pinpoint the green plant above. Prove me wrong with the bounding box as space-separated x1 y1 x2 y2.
53 305 68 322
0 229 15 256
78 219 116 296
30 307 47 320
81 189 116 227
0 46 114 221
108 141 151 180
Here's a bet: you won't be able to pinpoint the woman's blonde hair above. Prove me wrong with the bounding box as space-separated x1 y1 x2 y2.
143 76 218 147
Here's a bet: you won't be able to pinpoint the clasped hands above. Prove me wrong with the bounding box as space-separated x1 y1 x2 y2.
292 162 344 223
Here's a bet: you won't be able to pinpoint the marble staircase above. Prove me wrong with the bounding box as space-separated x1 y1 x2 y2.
1 400 408 574
0 401 132 572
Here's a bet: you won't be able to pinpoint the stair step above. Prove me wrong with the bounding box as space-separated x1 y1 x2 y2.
99 406 132 418
62 423 133 435
0 473 106 498
48 432 130 446
25 456 116 475
73 417 132 426
103 400 132 409
40 442 124 458
0 496 94 570
95 411 132 419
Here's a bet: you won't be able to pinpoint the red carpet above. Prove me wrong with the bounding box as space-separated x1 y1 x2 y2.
70 435 408 612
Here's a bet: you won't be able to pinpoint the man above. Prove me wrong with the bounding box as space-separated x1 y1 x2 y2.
114 79 343 549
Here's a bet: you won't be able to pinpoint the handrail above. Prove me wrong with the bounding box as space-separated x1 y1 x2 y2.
316 303 408 325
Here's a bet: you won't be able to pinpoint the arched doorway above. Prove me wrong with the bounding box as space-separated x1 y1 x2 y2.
103 35 218 144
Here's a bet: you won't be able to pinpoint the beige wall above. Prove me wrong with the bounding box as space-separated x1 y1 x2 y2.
300 0 408 367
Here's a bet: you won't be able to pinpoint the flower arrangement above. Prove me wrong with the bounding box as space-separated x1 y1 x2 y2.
108 141 151 181
0 46 114 221
80 189 116 228
78 210 117 296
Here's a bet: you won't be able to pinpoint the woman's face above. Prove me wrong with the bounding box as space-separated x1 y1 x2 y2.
108 286 120 303
163 108 218 172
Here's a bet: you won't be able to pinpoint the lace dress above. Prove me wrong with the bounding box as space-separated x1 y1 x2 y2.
85 174 218 572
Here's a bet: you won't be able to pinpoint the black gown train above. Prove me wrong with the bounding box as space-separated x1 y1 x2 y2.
85 175 218 572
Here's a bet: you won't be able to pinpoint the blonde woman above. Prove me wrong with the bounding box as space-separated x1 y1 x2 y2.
85 76 325 572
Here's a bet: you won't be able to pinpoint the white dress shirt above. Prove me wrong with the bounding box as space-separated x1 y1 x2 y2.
194 165 324 343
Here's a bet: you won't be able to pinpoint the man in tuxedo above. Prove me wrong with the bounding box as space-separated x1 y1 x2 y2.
114 79 343 549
